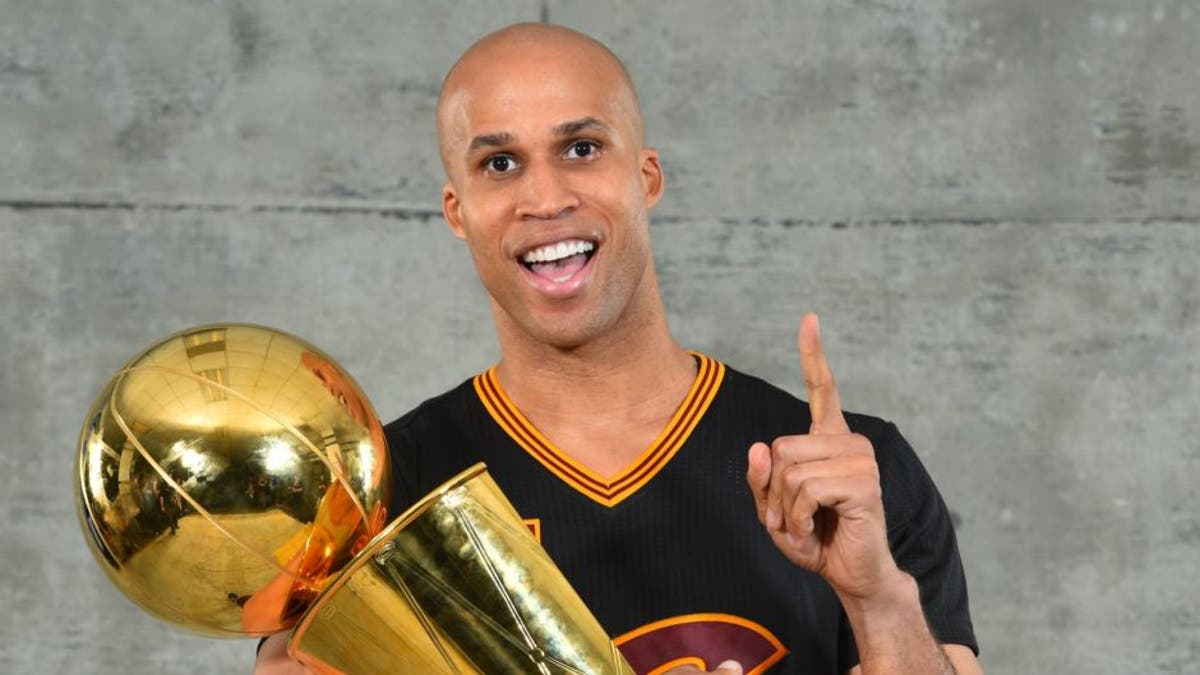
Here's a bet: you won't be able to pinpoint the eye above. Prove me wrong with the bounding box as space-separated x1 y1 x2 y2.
563 140 598 159
484 154 519 173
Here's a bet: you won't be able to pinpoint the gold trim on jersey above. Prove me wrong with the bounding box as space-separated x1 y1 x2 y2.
473 353 725 508
522 517 542 543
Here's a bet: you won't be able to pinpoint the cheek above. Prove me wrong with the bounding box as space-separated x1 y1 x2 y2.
465 239 501 280
615 186 653 246
458 203 510 262
592 172 649 223
461 231 513 299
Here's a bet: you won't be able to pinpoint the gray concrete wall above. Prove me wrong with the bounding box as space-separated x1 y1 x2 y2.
2 1 1196 672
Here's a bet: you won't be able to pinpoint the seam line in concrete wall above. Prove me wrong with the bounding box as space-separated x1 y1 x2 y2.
0 198 444 222
2 197 1197 228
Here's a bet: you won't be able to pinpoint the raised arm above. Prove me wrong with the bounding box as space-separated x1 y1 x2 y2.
746 314 982 674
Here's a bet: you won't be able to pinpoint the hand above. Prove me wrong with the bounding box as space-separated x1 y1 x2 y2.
746 314 905 601
253 631 313 674
663 660 744 675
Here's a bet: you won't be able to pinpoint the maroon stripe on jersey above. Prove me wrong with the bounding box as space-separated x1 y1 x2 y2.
609 356 719 494
477 371 608 491
473 354 725 506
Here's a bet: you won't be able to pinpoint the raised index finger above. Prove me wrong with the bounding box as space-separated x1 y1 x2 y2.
799 313 849 435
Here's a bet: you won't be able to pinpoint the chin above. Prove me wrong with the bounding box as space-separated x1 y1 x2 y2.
528 326 595 351
518 313 612 352
500 282 643 352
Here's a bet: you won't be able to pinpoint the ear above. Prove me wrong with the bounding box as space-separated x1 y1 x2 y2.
640 148 664 209
442 182 467 240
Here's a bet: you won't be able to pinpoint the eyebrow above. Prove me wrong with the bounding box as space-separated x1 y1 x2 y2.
553 117 612 137
466 132 515 155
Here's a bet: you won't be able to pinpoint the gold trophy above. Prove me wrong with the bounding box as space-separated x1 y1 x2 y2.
291 463 633 674
74 324 634 673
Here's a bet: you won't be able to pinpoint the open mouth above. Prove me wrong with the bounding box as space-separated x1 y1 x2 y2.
519 238 596 284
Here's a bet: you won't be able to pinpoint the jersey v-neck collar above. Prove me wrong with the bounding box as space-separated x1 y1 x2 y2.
472 352 725 508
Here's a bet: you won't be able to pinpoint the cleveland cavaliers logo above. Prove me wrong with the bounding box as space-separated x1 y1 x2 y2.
615 613 787 674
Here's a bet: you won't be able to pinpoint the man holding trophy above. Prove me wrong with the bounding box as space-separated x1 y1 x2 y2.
249 22 981 674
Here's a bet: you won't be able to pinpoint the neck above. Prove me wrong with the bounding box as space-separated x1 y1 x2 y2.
490 274 696 435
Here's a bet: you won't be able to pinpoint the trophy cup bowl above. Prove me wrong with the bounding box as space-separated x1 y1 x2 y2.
289 463 635 674
74 323 390 637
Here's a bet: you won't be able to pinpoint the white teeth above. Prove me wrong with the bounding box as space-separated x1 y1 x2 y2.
521 239 594 264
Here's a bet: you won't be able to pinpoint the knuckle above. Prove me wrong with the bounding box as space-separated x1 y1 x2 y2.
771 434 801 456
865 481 882 502
850 433 875 454
782 463 808 491
855 473 882 500
851 454 878 475
789 516 814 537
787 492 815 519
802 478 824 501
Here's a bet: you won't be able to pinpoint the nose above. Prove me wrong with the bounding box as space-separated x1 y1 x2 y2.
516 159 579 220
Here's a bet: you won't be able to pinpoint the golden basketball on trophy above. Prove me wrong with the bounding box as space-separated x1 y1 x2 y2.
75 324 634 673
74 323 391 637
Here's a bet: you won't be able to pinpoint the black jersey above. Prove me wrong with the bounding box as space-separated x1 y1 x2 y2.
385 354 976 674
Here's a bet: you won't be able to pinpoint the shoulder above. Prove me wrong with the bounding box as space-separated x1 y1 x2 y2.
384 375 478 446
381 375 482 512
716 359 931 495
717 360 898 446
714 362 812 430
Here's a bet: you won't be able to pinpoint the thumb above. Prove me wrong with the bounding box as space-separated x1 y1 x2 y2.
746 442 775 527
714 661 744 675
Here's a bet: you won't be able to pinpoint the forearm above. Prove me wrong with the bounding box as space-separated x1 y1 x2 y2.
839 569 954 675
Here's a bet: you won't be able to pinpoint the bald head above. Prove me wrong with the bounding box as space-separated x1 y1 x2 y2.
436 23 644 177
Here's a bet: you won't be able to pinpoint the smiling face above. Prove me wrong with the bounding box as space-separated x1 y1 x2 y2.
438 24 664 351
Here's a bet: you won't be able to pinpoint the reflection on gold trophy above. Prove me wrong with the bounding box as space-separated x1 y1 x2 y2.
75 324 634 673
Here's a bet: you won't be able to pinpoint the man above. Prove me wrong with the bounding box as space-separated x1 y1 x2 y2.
258 23 981 674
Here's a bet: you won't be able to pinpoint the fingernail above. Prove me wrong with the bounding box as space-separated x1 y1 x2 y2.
717 661 743 675
786 532 797 548
766 507 780 529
